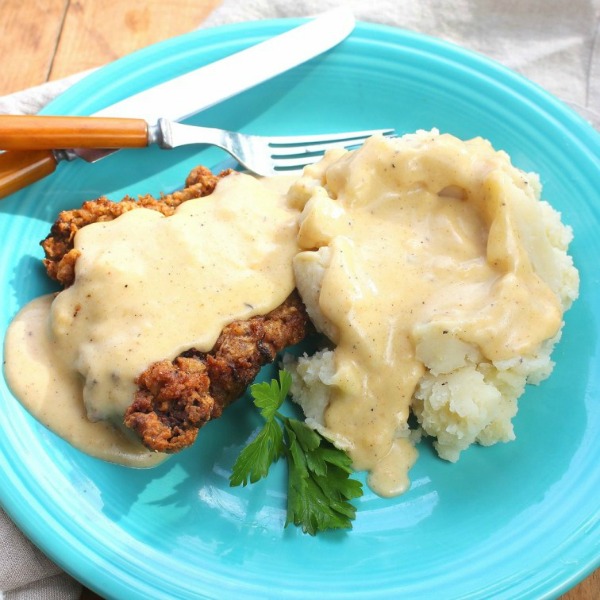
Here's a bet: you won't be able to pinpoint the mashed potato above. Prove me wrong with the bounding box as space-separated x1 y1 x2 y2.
283 130 579 497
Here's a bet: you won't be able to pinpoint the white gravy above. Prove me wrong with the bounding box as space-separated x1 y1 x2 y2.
291 133 563 496
4 173 298 466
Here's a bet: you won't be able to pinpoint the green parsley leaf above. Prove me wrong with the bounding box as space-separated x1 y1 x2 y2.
251 370 292 421
283 419 363 535
229 370 363 535
229 419 284 486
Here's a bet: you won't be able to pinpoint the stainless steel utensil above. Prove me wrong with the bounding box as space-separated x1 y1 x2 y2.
0 114 394 176
0 8 356 198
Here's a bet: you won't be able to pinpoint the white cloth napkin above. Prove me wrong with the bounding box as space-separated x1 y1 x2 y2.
1 1 598 599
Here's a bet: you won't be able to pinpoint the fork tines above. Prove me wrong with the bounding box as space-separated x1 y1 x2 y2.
270 128 395 171
269 128 395 154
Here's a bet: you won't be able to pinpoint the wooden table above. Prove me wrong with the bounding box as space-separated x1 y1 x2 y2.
0 2 597 599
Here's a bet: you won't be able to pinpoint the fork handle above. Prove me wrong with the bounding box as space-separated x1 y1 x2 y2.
0 115 149 150
0 150 57 200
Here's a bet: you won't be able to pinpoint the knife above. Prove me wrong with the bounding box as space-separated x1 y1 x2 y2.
0 7 355 200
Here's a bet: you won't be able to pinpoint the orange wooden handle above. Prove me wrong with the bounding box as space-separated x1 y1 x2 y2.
0 150 57 199
0 115 149 150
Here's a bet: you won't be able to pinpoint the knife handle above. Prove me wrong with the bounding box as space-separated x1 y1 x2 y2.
0 115 149 150
0 150 58 200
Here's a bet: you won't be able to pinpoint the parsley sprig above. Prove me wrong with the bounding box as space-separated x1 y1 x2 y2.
230 370 363 535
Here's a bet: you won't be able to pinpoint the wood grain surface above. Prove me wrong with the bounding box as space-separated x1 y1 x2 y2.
0 0 220 94
0 2 597 599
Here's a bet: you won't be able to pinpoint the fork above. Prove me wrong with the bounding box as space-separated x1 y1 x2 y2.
0 115 395 199
149 120 396 176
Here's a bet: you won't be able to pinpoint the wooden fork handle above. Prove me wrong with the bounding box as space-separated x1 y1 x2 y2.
0 150 57 199
0 115 149 150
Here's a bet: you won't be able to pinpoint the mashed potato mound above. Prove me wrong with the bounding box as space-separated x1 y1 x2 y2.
284 129 579 495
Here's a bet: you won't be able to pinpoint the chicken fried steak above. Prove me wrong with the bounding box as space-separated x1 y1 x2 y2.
39 165 310 454
125 291 309 453
41 165 231 287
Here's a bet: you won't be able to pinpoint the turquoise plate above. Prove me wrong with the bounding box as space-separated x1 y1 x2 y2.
1 17 599 600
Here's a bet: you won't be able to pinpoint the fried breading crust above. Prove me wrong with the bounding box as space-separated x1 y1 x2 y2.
124 291 309 453
40 165 310 454
40 166 231 287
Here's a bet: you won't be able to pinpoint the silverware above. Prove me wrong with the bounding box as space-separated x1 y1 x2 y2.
0 115 394 176
0 8 356 199
148 121 395 176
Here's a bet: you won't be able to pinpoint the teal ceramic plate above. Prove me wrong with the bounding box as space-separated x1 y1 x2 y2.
1 18 599 600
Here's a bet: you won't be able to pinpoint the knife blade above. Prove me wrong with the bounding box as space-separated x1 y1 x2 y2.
0 7 355 199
